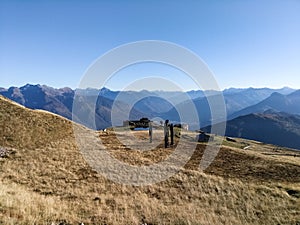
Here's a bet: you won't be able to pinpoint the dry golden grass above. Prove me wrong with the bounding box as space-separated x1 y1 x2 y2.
0 182 80 225
0 95 299 224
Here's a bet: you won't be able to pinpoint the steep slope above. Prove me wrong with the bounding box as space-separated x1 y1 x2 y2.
133 96 174 114
161 95 212 128
0 95 75 149
161 87 298 128
0 85 147 130
0 84 74 119
203 111 300 150
72 96 145 130
0 95 299 224
1 84 298 131
200 87 295 116
229 90 300 119
223 88 279 115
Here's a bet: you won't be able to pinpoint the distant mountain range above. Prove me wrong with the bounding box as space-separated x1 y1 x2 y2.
0 84 148 129
0 84 74 119
159 87 297 128
202 110 300 150
1 84 300 149
229 90 300 119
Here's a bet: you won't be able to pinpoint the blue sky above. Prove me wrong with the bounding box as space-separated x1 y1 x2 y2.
0 0 299 90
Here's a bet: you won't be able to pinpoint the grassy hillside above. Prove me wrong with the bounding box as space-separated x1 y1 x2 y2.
0 95 299 224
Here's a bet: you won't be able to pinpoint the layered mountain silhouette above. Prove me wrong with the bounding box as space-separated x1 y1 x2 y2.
0 84 74 119
230 90 300 120
0 84 146 129
0 84 298 120
160 87 297 128
202 110 300 150
1 88 299 224
223 87 295 115
1 84 300 149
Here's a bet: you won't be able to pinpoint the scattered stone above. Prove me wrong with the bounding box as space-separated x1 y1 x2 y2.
196 131 211 142
93 196 101 201
0 147 11 158
57 220 70 225
226 137 236 142
286 189 300 198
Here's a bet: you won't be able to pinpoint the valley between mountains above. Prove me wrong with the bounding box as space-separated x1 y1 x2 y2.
0 93 299 224
1 84 300 150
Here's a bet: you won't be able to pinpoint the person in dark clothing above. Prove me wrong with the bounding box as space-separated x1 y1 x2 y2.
164 120 169 148
170 123 174 146
149 121 153 143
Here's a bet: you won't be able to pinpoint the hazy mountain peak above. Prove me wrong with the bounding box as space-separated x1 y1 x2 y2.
270 92 284 97
288 89 300 97
100 87 111 92
223 88 244 94
20 83 42 90
262 109 280 114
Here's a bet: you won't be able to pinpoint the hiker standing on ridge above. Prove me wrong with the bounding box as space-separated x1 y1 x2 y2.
164 120 169 148
149 121 153 143
170 123 174 146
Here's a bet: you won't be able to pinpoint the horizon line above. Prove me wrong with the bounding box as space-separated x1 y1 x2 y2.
0 83 297 92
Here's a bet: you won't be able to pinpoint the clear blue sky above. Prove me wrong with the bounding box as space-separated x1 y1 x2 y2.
1 0 299 90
